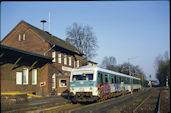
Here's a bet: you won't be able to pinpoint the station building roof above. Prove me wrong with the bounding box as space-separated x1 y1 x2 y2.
2 20 83 56
0 44 52 67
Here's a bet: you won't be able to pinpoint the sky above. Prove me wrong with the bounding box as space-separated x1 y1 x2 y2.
1 1 170 80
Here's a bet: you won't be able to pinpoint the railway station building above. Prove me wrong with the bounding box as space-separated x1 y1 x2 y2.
0 44 52 96
1 20 84 96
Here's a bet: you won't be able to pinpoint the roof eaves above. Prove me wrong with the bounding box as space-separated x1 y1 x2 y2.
1 44 53 60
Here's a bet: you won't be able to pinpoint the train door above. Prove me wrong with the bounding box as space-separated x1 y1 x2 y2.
110 74 115 93
97 72 104 98
104 74 110 94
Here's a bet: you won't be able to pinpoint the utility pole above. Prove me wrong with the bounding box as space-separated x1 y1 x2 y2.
48 12 50 32
149 75 152 87
128 56 139 76
128 56 139 94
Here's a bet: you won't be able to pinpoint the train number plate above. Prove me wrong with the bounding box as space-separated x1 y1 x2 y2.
79 88 84 92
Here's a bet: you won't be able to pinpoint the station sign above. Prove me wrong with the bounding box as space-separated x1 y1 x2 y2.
40 82 46 87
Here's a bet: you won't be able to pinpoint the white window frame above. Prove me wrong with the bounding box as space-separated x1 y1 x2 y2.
52 49 56 62
23 33 25 40
74 60 76 68
64 54 67 65
32 69 37 85
16 72 22 85
58 52 62 64
23 68 29 85
59 79 67 87
19 34 21 41
69 56 72 66
77 60 79 67
52 74 56 89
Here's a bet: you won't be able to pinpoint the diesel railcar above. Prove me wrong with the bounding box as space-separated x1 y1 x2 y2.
69 66 141 103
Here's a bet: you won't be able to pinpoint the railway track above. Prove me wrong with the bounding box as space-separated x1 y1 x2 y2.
25 88 152 113
132 88 160 113
43 103 84 113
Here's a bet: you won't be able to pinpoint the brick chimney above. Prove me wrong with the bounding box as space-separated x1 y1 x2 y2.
65 38 70 43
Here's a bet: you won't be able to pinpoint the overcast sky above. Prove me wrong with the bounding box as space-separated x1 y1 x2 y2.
1 1 170 80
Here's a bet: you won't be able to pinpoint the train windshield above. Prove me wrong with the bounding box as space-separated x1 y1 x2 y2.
72 74 93 81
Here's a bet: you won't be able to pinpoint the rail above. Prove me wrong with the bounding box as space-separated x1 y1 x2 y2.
132 94 152 113
154 89 161 113
132 88 160 113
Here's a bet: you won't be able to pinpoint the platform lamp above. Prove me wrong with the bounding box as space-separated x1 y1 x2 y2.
128 56 139 94
41 20 47 31
128 56 139 76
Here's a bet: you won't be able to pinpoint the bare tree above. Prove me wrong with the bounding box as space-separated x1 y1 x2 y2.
154 51 170 87
101 56 117 69
101 56 145 78
66 23 98 60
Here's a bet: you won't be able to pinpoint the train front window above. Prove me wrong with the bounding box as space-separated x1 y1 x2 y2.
72 74 93 81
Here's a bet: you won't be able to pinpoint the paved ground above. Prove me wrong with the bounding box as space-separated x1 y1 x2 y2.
1 96 69 112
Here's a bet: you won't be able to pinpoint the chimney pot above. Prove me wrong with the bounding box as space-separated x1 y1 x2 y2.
66 38 70 43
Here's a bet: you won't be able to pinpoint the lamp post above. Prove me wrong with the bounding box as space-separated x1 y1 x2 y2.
128 56 139 76
128 56 139 94
41 20 47 31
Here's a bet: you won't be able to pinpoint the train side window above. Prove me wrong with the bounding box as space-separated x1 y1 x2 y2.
133 79 135 84
121 77 123 82
127 78 130 84
119 76 121 83
125 78 127 84
114 76 117 83
117 76 120 83
124 77 126 83
101 73 103 83
111 77 114 84
98 73 101 84
105 74 108 83
98 73 100 84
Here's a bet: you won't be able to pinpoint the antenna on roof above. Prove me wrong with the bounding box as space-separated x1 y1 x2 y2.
40 20 47 31
48 12 50 32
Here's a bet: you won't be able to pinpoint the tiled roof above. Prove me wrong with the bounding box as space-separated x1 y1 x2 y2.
21 20 83 55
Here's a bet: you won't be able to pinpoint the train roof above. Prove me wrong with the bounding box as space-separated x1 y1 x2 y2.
72 66 141 80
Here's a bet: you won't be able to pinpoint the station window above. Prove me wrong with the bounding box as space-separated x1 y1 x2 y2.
69 56 72 66
19 34 21 41
60 79 67 87
64 54 67 65
16 72 22 85
77 60 79 67
58 52 62 64
23 33 26 40
23 68 29 85
32 69 37 85
52 49 56 62
52 74 56 89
